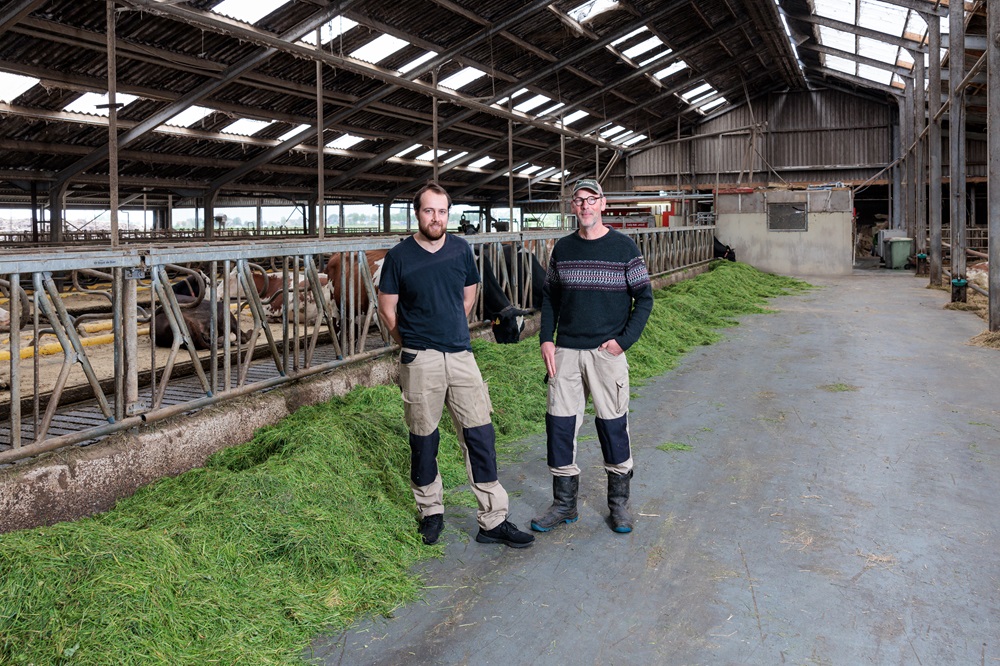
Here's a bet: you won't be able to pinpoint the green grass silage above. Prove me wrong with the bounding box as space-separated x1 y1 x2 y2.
0 260 809 665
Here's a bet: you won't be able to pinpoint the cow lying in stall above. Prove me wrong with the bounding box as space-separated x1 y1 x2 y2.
968 261 989 291
152 272 250 350
713 237 736 261
217 265 329 323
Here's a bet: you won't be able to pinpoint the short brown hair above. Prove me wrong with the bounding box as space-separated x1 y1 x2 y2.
413 182 452 211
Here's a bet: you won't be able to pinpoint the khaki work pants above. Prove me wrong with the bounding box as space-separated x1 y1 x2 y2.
398 348 508 530
546 346 634 477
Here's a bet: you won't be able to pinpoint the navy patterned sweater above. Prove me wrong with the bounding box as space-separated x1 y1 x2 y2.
540 228 654 351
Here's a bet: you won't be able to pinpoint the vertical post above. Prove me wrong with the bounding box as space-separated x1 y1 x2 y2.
316 28 325 240
988 0 1000 330
902 82 914 239
560 114 566 227
107 0 120 248
256 201 262 233
928 14 943 285
432 69 439 183
204 193 216 241
949 1 967 302
891 105 902 230
913 54 926 275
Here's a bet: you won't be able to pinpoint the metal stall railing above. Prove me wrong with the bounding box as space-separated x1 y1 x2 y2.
0 226 714 465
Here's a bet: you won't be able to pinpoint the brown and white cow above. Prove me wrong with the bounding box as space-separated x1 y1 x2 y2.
217 268 330 323
152 293 251 351
324 249 389 326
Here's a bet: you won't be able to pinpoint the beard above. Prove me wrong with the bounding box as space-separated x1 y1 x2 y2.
419 220 446 241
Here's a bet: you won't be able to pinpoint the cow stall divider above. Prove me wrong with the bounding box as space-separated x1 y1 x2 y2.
0 227 714 465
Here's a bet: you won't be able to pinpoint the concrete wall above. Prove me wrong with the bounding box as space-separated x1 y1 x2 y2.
715 189 854 276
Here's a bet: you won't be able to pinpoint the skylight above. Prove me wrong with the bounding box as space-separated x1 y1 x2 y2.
398 51 437 74
211 0 288 25
221 118 273 136
350 34 408 65
164 105 214 127
326 134 365 150
654 60 688 80
562 110 590 125
621 134 647 147
681 83 714 102
699 98 727 112
63 92 137 116
811 0 930 88
394 144 422 158
444 151 469 164
519 165 543 176
468 156 495 169
536 102 567 118
600 125 628 138
514 94 553 114
276 124 310 143
567 0 620 24
437 67 487 91
0 72 39 102
622 36 664 61
300 16 358 45
612 28 647 46
415 149 446 161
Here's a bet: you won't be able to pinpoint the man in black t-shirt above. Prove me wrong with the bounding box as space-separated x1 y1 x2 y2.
378 182 534 549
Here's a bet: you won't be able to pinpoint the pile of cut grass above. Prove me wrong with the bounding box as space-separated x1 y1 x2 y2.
0 260 809 665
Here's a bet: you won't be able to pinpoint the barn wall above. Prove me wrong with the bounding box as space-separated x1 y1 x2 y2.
716 189 854 276
626 89 892 190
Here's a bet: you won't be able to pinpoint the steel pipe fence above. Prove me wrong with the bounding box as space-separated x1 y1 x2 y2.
0 227 713 464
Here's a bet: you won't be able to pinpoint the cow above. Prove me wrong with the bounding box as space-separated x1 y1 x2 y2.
713 237 736 261
324 249 388 327
152 294 251 351
478 245 546 344
968 261 989 291
217 267 329 323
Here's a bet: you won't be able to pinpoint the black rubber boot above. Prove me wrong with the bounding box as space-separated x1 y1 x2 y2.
607 470 634 533
530 475 579 532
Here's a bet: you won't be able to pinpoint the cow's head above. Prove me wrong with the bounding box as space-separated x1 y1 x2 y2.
491 305 528 344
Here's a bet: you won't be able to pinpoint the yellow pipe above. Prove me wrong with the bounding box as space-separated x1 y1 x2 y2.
0 327 151 361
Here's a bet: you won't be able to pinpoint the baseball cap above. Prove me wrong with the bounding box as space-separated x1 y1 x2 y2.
573 178 604 197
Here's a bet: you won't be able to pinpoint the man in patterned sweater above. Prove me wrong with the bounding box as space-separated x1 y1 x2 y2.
532 178 654 534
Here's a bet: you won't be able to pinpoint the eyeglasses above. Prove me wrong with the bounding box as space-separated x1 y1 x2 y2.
571 196 602 206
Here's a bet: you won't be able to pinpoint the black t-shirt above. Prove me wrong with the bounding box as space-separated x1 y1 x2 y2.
380 234 480 352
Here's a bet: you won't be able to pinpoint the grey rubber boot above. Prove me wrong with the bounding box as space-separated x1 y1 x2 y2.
530 475 579 532
607 470 634 533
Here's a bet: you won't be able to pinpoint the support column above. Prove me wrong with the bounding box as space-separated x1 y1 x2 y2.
902 81 915 239
949 2 967 302
928 14 943 285
988 0 1000 330
890 110 902 231
913 54 926 275
204 193 216 241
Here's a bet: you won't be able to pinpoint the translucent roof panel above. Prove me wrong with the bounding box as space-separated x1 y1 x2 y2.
63 92 138 116
612 28 646 46
164 105 214 127
437 67 486 91
0 72 39 102
299 16 358 46
350 34 409 65
444 151 468 164
276 124 310 143
536 102 566 118
812 0 928 88
415 149 446 161
654 60 687 80
326 134 365 150
562 110 590 125
398 51 438 74
621 36 665 61
394 144 421 158
221 118 273 136
600 124 627 138
567 0 620 24
519 165 543 176
468 156 495 169
680 82 713 101
514 94 553 114
699 97 726 112
212 0 289 25
621 134 647 147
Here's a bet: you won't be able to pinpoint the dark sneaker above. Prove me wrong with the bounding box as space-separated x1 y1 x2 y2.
475 520 535 548
418 514 444 545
